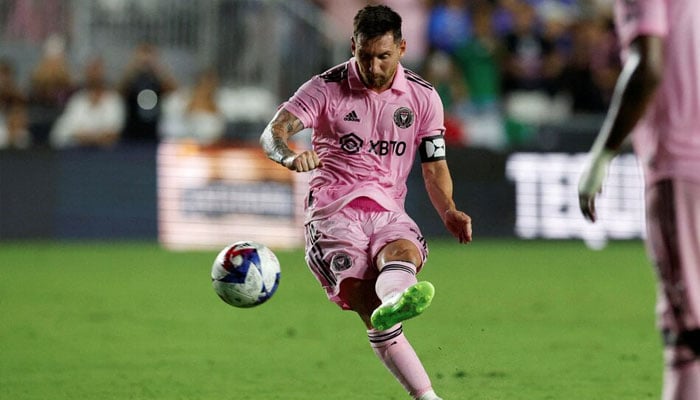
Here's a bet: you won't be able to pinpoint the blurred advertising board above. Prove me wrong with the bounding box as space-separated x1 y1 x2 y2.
157 141 308 250
506 152 645 249
0 145 645 249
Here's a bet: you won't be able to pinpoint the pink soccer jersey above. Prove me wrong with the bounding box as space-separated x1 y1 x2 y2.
283 58 446 220
615 0 700 185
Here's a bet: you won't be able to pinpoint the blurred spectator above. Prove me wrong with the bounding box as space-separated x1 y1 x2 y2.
160 68 226 146
535 0 575 105
27 34 75 145
0 58 30 149
3 0 67 44
587 14 619 105
452 2 502 108
537 0 575 63
501 1 558 94
314 0 428 70
422 50 468 146
380 0 430 71
501 0 569 141
313 0 367 64
451 1 508 150
492 0 519 37
118 43 177 144
427 0 473 54
560 16 620 114
50 57 124 149
423 50 468 113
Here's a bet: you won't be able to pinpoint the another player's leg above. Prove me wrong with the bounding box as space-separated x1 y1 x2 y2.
646 180 700 400
661 343 700 400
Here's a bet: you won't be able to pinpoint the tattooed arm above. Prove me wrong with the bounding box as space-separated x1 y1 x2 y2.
260 108 322 172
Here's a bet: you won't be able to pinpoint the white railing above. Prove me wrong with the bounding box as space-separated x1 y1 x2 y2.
0 0 337 101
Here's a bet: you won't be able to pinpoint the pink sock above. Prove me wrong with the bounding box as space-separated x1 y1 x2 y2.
375 261 417 302
368 325 433 399
663 348 700 400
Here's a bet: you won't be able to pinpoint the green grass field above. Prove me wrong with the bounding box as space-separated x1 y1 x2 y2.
0 239 661 399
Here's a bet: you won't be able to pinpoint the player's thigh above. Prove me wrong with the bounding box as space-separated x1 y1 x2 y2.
304 212 378 310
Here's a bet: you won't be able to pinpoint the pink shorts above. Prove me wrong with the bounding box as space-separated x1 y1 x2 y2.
645 179 700 345
303 199 428 310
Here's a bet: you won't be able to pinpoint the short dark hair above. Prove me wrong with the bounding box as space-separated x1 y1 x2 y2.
353 5 402 43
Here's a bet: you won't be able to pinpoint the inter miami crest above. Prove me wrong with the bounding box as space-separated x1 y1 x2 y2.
330 252 353 272
393 107 414 129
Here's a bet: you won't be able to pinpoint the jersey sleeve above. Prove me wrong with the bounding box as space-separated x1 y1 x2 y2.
417 88 447 163
281 76 326 129
615 0 668 48
418 87 445 140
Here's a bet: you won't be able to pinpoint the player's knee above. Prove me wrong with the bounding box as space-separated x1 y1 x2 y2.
377 239 421 267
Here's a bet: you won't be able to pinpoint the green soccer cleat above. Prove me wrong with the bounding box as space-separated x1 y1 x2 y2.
370 281 435 331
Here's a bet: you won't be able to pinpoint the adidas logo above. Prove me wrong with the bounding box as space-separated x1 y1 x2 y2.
343 111 360 122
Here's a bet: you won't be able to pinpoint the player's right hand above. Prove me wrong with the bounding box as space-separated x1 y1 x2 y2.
445 209 472 244
283 150 323 172
578 148 616 223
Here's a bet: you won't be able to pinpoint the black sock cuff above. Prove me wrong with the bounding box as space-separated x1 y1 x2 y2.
367 324 403 344
380 261 416 276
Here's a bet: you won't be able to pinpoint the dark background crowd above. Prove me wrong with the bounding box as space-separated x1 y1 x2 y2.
0 0 619 152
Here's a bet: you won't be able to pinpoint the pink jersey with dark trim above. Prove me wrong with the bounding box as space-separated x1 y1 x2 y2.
615 0 700 185
283 58 446 220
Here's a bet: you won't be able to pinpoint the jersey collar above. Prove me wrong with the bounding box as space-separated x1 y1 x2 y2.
348 57 408 94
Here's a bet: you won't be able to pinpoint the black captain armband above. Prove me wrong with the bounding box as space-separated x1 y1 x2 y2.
419 135 447 162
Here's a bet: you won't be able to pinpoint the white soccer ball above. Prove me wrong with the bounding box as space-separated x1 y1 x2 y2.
211 241 281 308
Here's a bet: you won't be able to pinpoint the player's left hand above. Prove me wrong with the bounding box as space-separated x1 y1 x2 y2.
445 209 472 244
578 148 616 223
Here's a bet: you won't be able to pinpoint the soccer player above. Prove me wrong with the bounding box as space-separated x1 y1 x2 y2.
260 5 472 400
578 1 700 399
